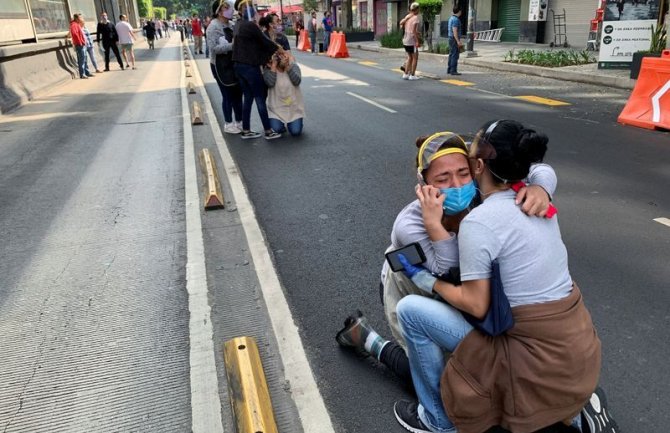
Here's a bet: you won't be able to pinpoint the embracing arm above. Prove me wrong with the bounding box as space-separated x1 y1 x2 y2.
433 278 490 319
287 63 301 85
207 25 232 55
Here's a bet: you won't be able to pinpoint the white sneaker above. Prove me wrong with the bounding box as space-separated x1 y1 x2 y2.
409 75 420 81
235 121 243 130
223 122 241 134
402 73 409 80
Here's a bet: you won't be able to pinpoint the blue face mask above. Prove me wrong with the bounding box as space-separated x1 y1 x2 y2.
440 180 476 215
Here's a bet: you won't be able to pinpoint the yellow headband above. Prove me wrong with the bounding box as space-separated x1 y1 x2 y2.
417 132 467 172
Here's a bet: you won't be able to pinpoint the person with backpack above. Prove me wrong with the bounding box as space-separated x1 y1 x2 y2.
207 0 243 134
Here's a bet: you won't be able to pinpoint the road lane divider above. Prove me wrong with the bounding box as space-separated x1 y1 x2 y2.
186 67 193 77
198 149 225 210
188 82 197 94
654 217 670 227
188 42 336 433
441 79 475 86
346 91 397 113
513 95 571 106
179 40 225 433
192 101 204 124
223 337 278 433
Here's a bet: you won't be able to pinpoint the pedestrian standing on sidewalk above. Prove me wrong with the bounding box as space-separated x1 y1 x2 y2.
69 14 92 79
143 20 156 49
192 14 204 54
307 10 318 54
116 14 136 70
259 14 290 50
208 0 244 134
447 6 463 76
82 16 103 73
204 16 211 57
322 11 333 52
400 3 420 80
294 16 304 46
97 12 124 71
232 0 283 140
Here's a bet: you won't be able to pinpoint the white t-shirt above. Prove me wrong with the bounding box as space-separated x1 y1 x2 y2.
116 21 134 44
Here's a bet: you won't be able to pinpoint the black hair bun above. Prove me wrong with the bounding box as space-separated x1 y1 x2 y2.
517 128 548 164
484 120 549 183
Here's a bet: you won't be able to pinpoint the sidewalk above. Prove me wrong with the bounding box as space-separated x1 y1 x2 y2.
351 40 637 90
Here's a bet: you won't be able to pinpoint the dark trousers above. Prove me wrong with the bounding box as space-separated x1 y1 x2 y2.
233 63 271 131
103 42 123 70
448 37 460 74
210 63 243 124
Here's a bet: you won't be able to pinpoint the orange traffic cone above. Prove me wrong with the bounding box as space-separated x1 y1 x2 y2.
618 50 670 131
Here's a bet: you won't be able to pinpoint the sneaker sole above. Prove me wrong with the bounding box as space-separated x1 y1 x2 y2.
240 134 261 139
393 402 431 433
264 135 281 140
582 388 619 433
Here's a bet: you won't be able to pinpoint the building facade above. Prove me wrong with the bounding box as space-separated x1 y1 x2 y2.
0 0 139 45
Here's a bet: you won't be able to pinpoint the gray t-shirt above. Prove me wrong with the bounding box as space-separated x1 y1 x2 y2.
458 189 573 307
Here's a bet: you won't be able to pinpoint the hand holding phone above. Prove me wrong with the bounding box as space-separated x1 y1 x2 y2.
385 242 426 273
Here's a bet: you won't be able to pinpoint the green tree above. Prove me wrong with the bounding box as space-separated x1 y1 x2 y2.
138 0 154 18
154 6 167 19
417 0 441 52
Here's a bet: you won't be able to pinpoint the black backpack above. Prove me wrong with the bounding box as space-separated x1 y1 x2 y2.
214 27 237 87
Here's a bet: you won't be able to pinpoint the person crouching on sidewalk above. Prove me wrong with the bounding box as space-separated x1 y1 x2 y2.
263 51 304 136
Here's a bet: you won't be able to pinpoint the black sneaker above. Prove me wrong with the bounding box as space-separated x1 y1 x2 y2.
581 387 619 433
394 400 432 433
335 310 366 348
264 130 281 140
240 130 262 139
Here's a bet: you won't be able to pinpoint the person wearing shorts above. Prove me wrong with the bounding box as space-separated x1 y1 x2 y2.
115 14 136 69
400 3 420 81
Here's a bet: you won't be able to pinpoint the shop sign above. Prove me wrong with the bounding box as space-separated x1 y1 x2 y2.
528 0 548 22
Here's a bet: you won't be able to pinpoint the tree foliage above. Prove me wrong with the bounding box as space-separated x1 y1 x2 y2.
138 0 154 18
417 0 441 52
154 6 167 19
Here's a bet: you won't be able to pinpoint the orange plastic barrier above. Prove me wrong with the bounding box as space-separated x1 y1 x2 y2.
297 30 311 52
327 32 349 58
618 50 670 131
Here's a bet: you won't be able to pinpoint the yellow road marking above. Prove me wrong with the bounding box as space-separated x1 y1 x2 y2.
440 79 475 86
358 60 379 66
391 68 404 73
654 217 670 227
513 95 571 106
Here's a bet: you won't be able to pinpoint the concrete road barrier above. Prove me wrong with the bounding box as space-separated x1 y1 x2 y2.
187 82 196 94
198 148 224 209
223 337 278 433
191 101 203 124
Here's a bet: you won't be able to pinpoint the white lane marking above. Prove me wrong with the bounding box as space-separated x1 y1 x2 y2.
654 217 670 227
651 79 670 123
180 43 225 433
191 50 337 433
346 91 397 113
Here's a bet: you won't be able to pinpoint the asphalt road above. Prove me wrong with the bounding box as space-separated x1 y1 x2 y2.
202 47 670 432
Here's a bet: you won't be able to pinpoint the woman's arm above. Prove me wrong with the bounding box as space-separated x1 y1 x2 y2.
263 67 277 87
206 25 232 55
515 163 558 216
433 279 490 319
287 63 301 86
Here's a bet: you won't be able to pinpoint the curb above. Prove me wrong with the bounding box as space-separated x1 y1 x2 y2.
352 44 636 90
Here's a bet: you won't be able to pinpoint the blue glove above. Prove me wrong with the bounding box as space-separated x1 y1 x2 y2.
398 254 437 294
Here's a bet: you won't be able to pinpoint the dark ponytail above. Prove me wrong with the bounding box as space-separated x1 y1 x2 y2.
477 120 548 183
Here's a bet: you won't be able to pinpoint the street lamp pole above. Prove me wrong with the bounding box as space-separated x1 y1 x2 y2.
466 0 478 56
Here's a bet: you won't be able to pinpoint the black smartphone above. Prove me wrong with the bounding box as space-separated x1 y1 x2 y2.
385 242 426 273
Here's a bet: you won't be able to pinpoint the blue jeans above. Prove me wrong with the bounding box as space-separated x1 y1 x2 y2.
234 63 271 131
86 45 99 71
309 32 317 53
397 295 473 432
447 37 460 74
323 31 331 52
75 45 90 78
269 118 303 136
210 64 242 123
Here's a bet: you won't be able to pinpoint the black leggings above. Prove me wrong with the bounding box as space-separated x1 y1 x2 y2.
378 341 412 386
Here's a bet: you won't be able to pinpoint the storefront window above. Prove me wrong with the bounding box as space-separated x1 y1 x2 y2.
0 0 29 18
69 0 97 23
29 0 69 34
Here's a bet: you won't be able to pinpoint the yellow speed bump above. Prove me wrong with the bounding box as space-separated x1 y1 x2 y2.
514 95 571 106
198 148 224 209
358 60 378 66
191 101 203 125
224 337 278 433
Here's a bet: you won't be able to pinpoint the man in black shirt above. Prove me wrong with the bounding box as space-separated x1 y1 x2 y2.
96 12 124 71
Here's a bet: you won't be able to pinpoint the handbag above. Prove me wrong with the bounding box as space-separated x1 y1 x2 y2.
214 27 238 87
460 259 515 336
